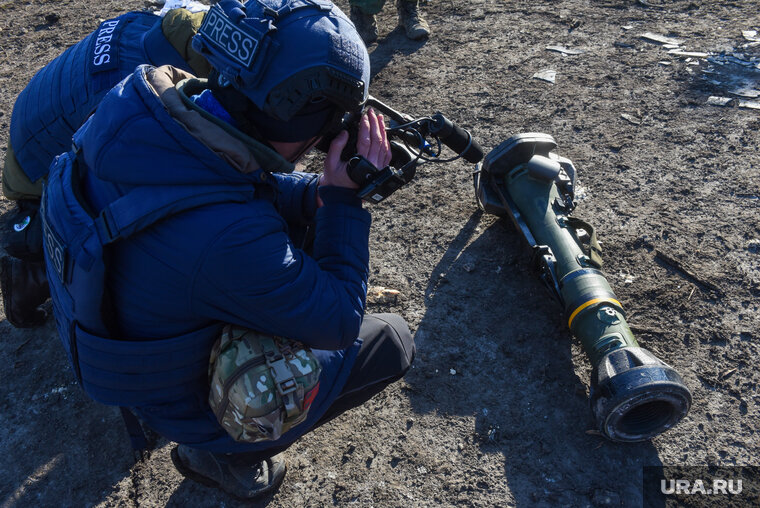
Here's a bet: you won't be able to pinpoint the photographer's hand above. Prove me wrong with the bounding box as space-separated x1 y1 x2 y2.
320 109 390 201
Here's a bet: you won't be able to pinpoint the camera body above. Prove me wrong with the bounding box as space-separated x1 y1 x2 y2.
345 145 415 204
317 95 483 203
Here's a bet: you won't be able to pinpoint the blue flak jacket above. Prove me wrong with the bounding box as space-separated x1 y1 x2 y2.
41 64 369 454
10 12 194 183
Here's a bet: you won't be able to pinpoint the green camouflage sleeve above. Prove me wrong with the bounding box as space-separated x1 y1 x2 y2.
161 8 212 78
2 141 43 200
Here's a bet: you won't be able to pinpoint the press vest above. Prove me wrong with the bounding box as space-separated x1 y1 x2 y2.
41 67 363 452
9 12 193 183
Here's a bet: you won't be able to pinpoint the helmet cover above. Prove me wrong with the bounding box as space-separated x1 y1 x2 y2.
192 0 370 122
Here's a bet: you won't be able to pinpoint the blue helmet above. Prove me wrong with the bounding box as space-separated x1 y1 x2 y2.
192 0 370 124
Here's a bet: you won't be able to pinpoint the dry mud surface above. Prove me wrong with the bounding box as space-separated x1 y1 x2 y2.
1 0 759 507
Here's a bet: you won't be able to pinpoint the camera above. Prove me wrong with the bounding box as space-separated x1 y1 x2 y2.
317 95 484 203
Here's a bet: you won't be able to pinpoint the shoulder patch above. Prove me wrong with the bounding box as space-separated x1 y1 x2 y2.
198 4 259 68
90 18 125 74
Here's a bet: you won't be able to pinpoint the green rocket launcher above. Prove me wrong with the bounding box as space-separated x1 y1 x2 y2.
473 133 691 442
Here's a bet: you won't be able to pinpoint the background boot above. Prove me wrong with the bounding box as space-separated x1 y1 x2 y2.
4 199 44 261
171 445 286 500
350 6 378 44
1 255 49 328
396 0 430 40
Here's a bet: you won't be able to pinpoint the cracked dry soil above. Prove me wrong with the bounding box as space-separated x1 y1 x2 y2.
1 0 759 506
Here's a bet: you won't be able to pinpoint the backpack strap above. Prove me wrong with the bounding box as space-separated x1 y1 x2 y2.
93 183 256 244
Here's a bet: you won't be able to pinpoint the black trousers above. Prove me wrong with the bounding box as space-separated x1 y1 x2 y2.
220 313 415 464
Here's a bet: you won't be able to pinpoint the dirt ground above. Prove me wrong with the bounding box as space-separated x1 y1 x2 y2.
1 0 759 506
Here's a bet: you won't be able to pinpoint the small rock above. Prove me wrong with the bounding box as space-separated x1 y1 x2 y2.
44 13 60 25
748 239 760 252
366 286 400 304
449 368 457 375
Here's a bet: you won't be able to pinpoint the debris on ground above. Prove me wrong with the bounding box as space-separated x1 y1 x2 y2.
640 32 684 46
154 0 209 15
667 50 709 59
731 86 760 98
533 69 556 83
367 286 401 304
707 96 733 106
545 45 584 55
743 29 760 46
620 113 642 125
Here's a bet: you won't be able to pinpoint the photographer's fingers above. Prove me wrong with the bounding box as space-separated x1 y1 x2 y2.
323 130 357 188
378 113 392 168
358 109 391 169
355 111 372 158
365 109 384 166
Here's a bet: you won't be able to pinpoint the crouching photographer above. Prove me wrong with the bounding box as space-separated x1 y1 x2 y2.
40 0 414 500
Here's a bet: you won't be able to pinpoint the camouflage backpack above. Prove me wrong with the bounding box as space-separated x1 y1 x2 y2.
208 325 322 443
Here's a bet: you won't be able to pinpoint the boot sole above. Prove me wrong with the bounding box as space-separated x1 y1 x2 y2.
170 446 286 501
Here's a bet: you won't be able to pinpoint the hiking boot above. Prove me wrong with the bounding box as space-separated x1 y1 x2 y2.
4 199 44 261
171 445 286 500
1 255 49 328
396 0 430 40
350 6 378 44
